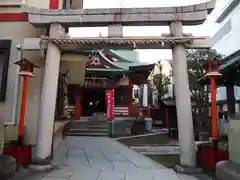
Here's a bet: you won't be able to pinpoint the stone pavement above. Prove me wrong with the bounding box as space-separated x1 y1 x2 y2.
20 137 204 180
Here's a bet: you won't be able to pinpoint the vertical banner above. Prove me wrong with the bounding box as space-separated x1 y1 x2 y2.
111 89 115 120
105 89 112 121
105 89 115 121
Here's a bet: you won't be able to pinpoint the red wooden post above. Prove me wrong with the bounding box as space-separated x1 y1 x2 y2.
14 59 39 167
14 60 39 143
203 59 222 169
210 78 218 140
18 75 29 138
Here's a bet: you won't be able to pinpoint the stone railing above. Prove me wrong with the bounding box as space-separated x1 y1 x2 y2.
52 120 70 150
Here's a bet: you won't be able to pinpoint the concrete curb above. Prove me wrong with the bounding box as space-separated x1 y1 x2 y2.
173 165 203 175
113 131 168 141
28 163 58 172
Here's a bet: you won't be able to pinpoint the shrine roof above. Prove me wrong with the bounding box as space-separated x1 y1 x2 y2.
86 49 152 72
108 50 140 63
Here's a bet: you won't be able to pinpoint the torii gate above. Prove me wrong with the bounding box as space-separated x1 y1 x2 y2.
22 0 215 168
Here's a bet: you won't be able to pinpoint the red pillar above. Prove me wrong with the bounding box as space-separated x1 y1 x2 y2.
18 76 29 141
106 89 114 121
75 87 81 120
49 0 59 9
210 77 219 168
210 78 218 140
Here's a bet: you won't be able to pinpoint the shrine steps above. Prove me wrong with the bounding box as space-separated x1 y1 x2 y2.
67 120 109 137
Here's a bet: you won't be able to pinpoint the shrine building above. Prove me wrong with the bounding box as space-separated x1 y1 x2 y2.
57 49 154 121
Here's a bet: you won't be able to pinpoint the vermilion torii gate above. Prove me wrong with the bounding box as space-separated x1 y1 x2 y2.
22 0 215 168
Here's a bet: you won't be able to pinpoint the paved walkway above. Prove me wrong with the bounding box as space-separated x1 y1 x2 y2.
25 137 203 180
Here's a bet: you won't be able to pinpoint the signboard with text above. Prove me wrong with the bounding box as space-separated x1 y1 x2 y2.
105 89 114 121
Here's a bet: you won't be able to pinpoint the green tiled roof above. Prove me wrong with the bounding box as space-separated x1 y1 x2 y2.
109 50 141 63
94 50 150 71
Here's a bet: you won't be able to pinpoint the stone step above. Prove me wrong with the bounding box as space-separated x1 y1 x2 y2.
71 125 109 130
68 128 108 134
67 119 109 136
69 124 109 130
67 132 109 137
70 122 109 126
71 121 108 125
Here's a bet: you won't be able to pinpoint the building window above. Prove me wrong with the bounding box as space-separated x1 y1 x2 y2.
0 40 11 102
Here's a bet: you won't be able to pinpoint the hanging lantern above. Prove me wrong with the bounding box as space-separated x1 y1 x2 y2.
100 80 103 88
97 80 102 88
84 80 88 88
88 80 91 88
102 79 107 88
95 80 99 88
90 80 94 88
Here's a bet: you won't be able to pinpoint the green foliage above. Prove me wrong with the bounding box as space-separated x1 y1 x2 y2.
186 49 224 131
186 49 224 100
153 61 171 100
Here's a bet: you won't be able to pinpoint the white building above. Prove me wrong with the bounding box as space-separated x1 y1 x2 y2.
213 0 240 56
212 0 240 111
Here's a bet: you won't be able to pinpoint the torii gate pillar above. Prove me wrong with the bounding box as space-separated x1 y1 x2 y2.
170 21 196 167
35 23 64 162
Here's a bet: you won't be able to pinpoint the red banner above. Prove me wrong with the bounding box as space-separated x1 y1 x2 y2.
111 89 115 120
105 89 114 121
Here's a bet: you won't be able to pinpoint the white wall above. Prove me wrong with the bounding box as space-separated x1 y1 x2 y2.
60 54 88 85
213 1 240 56
208 86 240 102
0 0 67 145
26 0 50 8
0 21 42 145
212 1 240 104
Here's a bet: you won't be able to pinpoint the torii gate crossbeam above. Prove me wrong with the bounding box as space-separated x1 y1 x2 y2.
23 0 216 27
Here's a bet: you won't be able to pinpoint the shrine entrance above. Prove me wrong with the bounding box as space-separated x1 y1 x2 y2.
81 88 106 116
22 0 215 167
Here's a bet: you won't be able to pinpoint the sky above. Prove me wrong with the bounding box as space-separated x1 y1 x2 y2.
69 0 229 63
